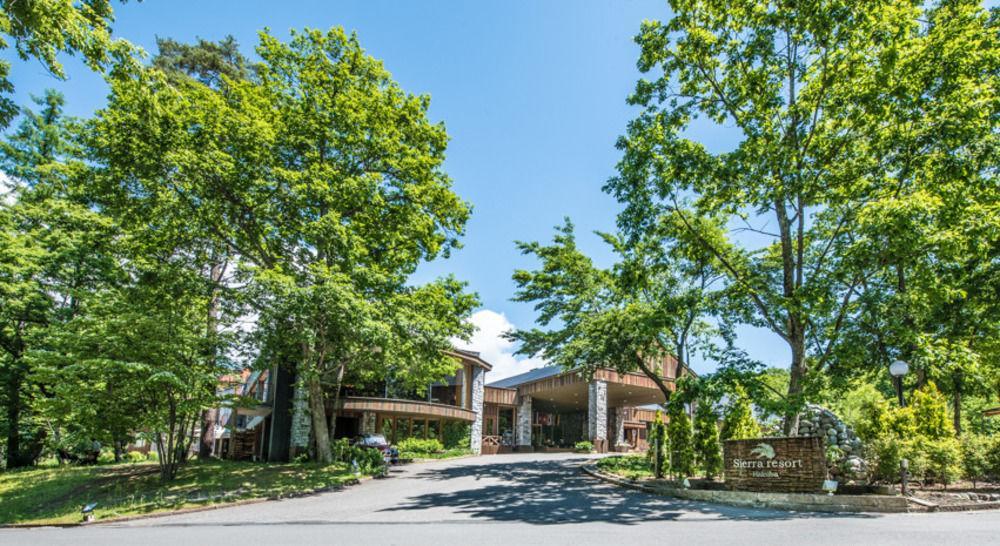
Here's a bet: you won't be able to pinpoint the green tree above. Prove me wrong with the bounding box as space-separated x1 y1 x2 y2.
720 384 760 441
610 0 999 434
693 398 723 479
0 0 136 126
667 399 695 478
91 28 477 464
0 90 109 468
507 217 716 403
646 410 667 479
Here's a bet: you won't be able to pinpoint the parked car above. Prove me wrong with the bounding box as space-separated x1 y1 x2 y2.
352 433 399 465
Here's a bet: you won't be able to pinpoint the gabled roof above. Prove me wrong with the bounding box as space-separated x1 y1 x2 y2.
445 348 493 371
487 365 564 389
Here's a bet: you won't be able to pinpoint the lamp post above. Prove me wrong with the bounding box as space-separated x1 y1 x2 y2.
889 360 909 407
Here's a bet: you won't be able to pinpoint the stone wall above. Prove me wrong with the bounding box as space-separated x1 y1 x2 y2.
724 436 827 493
470 366 485 454
796 404 866 478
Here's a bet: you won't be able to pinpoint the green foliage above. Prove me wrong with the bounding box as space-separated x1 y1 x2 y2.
596 455 651 480
910 383 951 440
960 434 994 487
574 440 593 453
397 438 443 455
693 400 723 479
0 0 136 127
441 421 470 449
646 410 667 478
610 0 1000 437
125 451 147 464
720 385 760 441
667 400 695 478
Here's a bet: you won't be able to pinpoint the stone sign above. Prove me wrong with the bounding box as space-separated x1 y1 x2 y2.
723 436 826 493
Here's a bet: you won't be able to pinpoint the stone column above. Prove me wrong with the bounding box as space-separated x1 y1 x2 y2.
588 380 608 451
517 395 533 451
360 411 377 435
614 407 627 449
288 377 311 459
469 366 485 455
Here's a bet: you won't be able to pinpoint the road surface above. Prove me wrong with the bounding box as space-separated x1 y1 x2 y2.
3 452 998 545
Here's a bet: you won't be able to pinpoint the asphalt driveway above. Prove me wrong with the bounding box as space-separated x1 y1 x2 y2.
3 452 999 545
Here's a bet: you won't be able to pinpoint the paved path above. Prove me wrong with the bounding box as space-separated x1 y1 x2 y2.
4 452 999 545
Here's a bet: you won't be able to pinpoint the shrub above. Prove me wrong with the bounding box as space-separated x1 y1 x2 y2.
597 455 650 480
125 450 147 464
442 422 470 449
720 384 761 441
961 434 993 487
646 410 668 478
693 401 723 479
398 438 443 454
97 449 115 465
870 434 962 485
910 382 950 440
574 440 593 453
917 436 962 485
330 438 351 463
667 400 695 478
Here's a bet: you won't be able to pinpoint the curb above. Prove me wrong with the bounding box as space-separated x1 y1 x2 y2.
580 463 912 514
1 475 375 529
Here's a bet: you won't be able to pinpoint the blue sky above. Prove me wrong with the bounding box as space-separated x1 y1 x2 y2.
4 0 788 378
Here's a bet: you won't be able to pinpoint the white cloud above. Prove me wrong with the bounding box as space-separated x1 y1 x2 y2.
453 309 548 382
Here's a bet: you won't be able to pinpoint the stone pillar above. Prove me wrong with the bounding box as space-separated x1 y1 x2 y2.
469 366 485 455
588 380 608 451
516 395 533 451
360 411 377 435
614 407 627 449
288 377 311 459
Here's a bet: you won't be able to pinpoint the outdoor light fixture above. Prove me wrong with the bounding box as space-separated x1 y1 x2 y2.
889 360 909 407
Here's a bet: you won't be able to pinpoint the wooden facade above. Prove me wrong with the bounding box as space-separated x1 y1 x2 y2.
337 396 477 422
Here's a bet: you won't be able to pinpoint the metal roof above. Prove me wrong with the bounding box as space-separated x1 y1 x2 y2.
487 365 565 389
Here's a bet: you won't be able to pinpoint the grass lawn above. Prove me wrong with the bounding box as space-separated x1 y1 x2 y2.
0 459 365 526
596 454 654 480
400 448 473 461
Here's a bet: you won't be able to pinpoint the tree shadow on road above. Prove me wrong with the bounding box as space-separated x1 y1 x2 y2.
380 456 881 525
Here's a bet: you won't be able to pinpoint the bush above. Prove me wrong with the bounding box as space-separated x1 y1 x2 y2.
397 438 443 454
720 384 761 441
442 422 471 449
597 455 650 480
646 410 668 478
693 401 723 479
870 434 962 485
574 441 593 453
961 434 993 487
667 400 695 478
125 450 147 463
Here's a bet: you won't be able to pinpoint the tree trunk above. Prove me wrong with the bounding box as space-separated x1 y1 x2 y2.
199 260 225 459
327 362 347 443
307 374 333 463
5 362 22 468
783 321 807 435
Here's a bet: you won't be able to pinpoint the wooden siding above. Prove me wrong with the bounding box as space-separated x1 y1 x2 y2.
623 408 658 424
593 369 674 391
485 386 516 406
514 368 673 397
338 396 476 422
